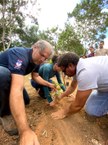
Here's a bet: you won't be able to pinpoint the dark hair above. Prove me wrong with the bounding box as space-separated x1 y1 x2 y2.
52 55 59 64
89 46 94 49
57 52 79 67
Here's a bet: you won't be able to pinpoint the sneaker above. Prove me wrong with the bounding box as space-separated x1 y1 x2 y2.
0 115 18 136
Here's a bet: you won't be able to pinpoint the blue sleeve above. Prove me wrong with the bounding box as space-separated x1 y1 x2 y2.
8 49 28 75
56 72 66 91
60 84 66 91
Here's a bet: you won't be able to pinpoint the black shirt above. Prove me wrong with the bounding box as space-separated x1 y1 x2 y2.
0 47 39 75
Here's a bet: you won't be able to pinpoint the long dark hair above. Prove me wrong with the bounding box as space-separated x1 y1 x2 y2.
52 55 59 64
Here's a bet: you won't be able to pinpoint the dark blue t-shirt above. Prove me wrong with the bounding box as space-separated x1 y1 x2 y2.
0 47 39 75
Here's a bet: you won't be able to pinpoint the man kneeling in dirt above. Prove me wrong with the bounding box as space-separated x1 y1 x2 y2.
0 40 56 145
51 53 108 145
51 52 108 143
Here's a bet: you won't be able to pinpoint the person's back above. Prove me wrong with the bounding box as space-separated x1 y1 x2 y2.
39 63 58 78
77 56 108 91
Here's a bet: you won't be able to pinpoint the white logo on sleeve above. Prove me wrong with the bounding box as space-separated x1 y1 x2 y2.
14 59 23 69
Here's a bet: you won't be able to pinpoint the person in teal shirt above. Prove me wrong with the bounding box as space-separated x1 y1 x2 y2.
31 55 65 106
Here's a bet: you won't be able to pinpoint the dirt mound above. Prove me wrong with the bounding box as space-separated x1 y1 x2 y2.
0 75 108 145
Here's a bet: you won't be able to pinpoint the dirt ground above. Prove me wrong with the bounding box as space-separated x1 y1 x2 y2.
0 75 108 145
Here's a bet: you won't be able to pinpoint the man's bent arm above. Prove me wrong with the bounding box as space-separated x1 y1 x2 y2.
10 74 40 145
10 74 29 133
66 89 92 115
60 78 77 98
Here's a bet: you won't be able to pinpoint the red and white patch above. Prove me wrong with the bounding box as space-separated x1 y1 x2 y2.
14 59 23 69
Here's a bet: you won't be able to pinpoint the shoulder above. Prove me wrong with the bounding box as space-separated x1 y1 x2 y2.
9 47 31 60
40 63 52 69
9 47 30 54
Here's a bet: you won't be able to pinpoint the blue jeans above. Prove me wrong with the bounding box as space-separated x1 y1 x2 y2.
30 79 52 101
85 90 108 117
0 66 30 117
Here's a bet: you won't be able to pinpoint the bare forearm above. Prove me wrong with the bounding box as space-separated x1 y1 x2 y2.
34 76 51 87
61 85 75 98
10 92 29 134
64 101 82 117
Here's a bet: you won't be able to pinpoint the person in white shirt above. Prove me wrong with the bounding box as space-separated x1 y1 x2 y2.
51 52 108 119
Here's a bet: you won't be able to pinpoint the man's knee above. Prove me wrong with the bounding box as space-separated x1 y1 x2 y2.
85 105 103 117
30 79 40 90
31 79 36 88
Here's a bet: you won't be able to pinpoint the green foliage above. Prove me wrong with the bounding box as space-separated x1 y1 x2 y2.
0 0 40 50
11 26 59 48
37 27 60 49
68 0 108 44
39 27 59 46
17 25 39 47
57 23 84 55
50 80 63 101
0 0 27 50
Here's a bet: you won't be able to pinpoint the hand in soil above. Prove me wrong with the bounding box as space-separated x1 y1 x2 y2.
19 129 40 145
51 109 67 120
49 101 56 107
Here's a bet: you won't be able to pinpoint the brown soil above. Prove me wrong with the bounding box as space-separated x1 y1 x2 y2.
0 75 108 145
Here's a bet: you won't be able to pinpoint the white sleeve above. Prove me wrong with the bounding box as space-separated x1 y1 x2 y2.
77 69 98 91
